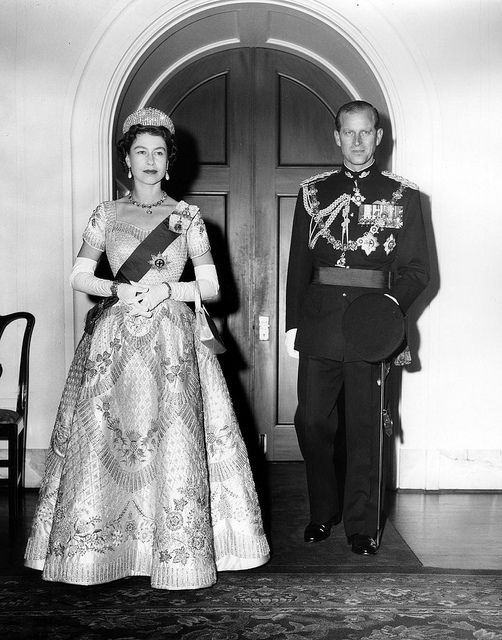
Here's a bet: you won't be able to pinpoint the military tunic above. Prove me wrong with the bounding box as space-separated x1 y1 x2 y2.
286 163 429 361
285 162 429 536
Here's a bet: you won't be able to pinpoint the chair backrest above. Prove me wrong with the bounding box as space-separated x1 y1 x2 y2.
0 312 35 419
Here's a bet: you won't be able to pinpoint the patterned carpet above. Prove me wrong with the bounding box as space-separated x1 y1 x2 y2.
4 464 501 638
1 571 501 639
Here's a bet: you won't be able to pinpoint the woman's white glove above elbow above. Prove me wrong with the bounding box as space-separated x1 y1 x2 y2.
70 257 149 315
137 263 220 307
168 263 220 301
130 283 171 315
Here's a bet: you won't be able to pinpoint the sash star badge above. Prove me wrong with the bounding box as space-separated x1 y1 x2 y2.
358 232 379 256
149 252 168 271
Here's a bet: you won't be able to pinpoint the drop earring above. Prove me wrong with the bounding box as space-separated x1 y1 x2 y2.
127 168 132 179
165 165 170 181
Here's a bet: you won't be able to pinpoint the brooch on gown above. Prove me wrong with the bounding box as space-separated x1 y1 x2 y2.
168 208 193 234
149 252 169 270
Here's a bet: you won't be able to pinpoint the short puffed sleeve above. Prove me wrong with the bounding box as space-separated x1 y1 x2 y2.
82 202 108 251
187 206 211 259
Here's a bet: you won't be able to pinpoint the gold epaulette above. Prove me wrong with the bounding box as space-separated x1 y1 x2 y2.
381 170 419 191
300 168 340 187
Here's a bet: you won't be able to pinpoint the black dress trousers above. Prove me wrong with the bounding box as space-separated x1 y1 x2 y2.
295 353 382 538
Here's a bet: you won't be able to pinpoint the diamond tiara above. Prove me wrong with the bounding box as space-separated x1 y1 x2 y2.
122 107 175 135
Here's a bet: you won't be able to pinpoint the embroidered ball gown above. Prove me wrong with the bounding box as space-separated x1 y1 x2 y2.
25 200 269 589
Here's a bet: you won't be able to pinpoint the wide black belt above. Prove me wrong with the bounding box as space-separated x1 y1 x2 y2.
312 267 392 289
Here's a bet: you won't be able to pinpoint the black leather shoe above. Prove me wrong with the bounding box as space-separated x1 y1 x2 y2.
349 534 378 555
304 521 332 543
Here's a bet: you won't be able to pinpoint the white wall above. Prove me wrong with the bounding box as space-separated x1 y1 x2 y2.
371 0 502 488
1 0 501 489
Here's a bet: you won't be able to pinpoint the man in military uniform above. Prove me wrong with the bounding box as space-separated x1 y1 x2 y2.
285 100 429 555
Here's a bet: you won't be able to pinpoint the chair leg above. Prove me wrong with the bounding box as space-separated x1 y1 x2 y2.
8 431 19 521
18 427 26 518
19 423 26 493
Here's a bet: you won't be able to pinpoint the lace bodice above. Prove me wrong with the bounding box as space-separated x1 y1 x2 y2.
82 200 210 286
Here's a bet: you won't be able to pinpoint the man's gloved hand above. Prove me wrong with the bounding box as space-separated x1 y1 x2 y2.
285 328 299 359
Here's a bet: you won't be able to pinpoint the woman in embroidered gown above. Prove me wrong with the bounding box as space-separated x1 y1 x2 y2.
25 107 269 589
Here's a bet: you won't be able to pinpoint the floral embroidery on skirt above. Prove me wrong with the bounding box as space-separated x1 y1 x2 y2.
25 301 269 589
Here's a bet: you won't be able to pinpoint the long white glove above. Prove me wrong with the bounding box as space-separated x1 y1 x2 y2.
131 283 170 315
131 263 220 316
70 257 150 315
169 263 220 301
285 328 299 359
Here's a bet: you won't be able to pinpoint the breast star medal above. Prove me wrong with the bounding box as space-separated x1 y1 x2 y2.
148 252 168 271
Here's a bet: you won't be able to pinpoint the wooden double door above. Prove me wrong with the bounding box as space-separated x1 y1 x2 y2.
152 47 350 459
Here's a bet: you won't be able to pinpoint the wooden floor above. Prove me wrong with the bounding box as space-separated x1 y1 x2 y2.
387 491 502 571
2 464 502 573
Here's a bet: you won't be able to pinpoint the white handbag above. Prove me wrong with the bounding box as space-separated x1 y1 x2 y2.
194 283 226 354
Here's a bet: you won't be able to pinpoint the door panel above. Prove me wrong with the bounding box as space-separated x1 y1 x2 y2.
279 76 341 166
148 47 351 460
171 74 228 164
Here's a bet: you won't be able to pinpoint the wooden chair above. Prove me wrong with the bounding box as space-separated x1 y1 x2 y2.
0 312 35 521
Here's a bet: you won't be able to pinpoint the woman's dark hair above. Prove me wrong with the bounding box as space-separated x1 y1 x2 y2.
116 124 177 172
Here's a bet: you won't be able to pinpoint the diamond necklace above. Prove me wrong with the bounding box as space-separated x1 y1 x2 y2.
128 191 167 214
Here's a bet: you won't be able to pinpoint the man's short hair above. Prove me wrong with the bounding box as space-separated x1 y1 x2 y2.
335 100 380 131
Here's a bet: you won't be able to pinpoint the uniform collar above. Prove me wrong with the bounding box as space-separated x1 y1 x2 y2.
343 161 376 180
